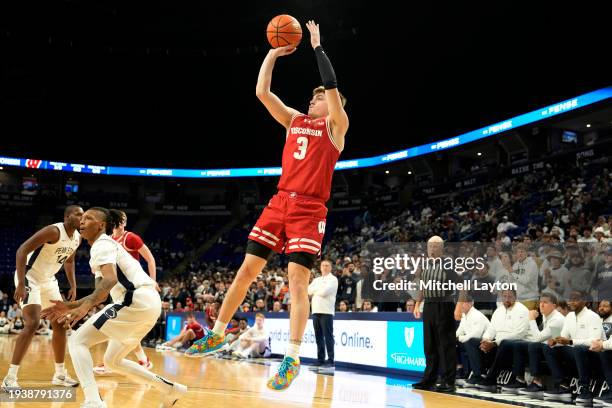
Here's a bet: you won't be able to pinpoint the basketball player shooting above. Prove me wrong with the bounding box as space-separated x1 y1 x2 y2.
184 20 349 392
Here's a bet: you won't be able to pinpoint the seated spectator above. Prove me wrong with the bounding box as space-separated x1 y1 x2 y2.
231 313 270 359
225 318 249 353
254 299 267 312
501 292 565 396
455 297 490 386
361 299 378 312
542 291 604 404
159 313 205 350
272 301 283 312
0 311 10 334
471 290 531 391
10 316 25 334
337 300 350 312
405 298 416 313
7 304 19 321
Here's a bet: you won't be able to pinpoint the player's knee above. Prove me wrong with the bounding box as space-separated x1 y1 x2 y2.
23 320 39 334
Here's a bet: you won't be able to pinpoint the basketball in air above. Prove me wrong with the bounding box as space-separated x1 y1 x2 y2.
266 14 302 48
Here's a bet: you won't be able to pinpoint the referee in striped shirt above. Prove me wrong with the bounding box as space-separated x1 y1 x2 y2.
412 236 463 393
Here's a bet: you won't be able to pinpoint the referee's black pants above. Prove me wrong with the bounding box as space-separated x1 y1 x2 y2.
422 301 456 385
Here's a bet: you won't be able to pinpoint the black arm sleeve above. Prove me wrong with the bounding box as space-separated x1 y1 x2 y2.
314 46 337 90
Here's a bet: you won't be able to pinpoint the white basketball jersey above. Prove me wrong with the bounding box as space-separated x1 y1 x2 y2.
25 222 80 284
89 234 155 304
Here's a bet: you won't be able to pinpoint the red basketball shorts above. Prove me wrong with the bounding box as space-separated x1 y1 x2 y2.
248 190 327 255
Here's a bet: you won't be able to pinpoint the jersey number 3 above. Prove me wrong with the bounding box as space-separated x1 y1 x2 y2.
293 136 308 160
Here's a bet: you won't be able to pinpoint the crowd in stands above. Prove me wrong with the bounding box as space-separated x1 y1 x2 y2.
152 161 611 317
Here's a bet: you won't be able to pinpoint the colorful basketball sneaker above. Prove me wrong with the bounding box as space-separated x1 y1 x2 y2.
267 357 300 391
184 331 226 357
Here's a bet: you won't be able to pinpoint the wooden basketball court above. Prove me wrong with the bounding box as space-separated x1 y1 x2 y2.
0 336 515 407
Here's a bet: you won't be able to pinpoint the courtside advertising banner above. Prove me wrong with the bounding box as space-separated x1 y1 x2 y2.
266 317 387 368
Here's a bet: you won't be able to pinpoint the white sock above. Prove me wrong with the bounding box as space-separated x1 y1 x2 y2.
55 363 65 375
212 321 227 337
134 348 147 363
285 343 300 362
8 364 19 378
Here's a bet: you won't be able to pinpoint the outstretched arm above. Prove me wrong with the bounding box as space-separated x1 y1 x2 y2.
255 45 300 128
306 20 349 143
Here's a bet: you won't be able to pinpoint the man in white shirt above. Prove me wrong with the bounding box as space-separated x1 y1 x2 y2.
497 216 518 234
542 290 604 404
455 297 490 388
232 313 269 359
500 292 565 396
308 260 338 370
475 289 531 391
510 244 539 310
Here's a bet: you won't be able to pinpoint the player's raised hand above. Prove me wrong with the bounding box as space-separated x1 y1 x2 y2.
306 20 321 49
41 299 71 322
270 44 297 58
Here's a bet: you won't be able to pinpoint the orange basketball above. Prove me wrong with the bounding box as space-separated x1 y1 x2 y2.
266 14 302 48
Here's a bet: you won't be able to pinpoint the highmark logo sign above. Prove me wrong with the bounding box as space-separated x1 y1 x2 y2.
387 322 426 372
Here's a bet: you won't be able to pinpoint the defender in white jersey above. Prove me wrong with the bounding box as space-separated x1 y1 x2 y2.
41 207 186 408
1 205 84 392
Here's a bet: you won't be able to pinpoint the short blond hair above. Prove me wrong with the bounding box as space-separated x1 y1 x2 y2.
313 86 347 107
255 313 265 319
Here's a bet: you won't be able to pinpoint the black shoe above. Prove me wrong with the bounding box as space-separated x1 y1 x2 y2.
594 390 612 405
455 369 467 380
435 382 456 393
500 379 526 394
476 377 497 392
518 382 543 399
412 381 436 390
308 361 324 371
575 387 593 405
462 376 481 389
543 384 572 403
318 362 335 374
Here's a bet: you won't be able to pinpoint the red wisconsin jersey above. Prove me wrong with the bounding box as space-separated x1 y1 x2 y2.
277 114 342 201
112 231 143 261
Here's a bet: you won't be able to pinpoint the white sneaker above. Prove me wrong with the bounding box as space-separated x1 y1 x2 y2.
139 359 154 370
93 364 113 376
52 372 80 387
1 375 20 392
161 382 187 408
80 400 107 408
